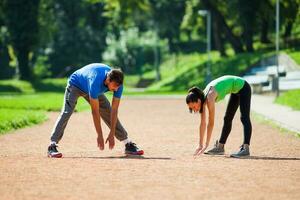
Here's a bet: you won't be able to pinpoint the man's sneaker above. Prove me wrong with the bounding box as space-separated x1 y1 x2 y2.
204 140 225 155
125 142 144 155
230 144 250 158
47 143 63 158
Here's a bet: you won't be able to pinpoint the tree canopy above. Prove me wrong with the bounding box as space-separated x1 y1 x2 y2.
0 0 299 80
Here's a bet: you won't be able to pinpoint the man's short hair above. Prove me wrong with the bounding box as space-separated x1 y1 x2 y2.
107 69 124 85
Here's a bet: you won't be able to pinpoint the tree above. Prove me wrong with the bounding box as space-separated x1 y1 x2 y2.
201 0 244 54
47 0 108 76
235 0 260 52
282 0 300 40
0 1 11 79
3 0 40 80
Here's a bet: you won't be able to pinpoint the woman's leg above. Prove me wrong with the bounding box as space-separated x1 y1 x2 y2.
239 82 252 145
219 93 240 144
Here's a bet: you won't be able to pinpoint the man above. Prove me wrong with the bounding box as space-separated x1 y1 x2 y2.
48 63 144 158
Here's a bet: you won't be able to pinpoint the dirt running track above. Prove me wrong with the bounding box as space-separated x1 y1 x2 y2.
0 97 299 200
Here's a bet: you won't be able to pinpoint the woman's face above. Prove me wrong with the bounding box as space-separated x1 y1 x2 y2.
187 99 201 113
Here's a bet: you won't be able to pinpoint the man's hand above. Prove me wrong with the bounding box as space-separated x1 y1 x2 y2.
105 133 115 150
97 136 104 150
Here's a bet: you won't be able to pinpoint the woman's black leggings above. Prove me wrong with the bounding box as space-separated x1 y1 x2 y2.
219 81 252 145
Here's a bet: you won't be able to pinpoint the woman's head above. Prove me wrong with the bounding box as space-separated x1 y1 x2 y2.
186 86 205 113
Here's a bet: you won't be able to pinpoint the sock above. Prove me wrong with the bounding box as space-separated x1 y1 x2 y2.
50 141 57 145
122 138 131 145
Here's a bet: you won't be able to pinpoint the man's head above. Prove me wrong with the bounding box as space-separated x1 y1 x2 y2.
105 69 124 92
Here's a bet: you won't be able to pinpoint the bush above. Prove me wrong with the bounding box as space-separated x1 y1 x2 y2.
103 28 169 74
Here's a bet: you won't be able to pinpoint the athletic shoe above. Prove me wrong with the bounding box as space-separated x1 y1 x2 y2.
125 142 144 155
204 140 225 155
230 144 250 158
47 143 63 158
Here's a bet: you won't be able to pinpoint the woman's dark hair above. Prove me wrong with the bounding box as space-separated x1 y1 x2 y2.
108 69 124 85
186 86 205 113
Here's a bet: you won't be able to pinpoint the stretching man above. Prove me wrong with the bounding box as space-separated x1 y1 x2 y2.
48 63 144 158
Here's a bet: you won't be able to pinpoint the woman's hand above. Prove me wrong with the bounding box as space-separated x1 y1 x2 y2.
194 144 208 156
97 136 105 150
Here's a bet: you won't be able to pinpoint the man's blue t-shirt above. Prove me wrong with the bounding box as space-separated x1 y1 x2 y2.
68 63 123 99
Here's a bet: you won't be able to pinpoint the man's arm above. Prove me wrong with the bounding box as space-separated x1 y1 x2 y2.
105 97 120 149
110 97 120 135
90 98 104 150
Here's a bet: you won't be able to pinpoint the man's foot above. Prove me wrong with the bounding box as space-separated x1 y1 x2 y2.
47 143 63 158
204 140 225 155
230 144 250 158
125 142 144 155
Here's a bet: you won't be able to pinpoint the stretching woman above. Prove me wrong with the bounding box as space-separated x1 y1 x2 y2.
186 75 252 158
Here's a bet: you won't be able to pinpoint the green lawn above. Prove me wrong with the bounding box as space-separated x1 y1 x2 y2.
0 108 47 134
0 93 90 112
0 48 298 135
146 50 271 92
275 89 300 110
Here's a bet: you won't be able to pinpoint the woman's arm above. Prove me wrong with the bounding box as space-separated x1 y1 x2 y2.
205 97 215 147
199 104 207 147
196 90 216 155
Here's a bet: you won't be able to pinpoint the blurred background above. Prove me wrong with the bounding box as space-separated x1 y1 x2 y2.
0 0 299 133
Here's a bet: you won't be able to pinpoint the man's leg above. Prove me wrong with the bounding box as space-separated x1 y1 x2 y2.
95 95 143 155
97 94 128 141
50 85 80 143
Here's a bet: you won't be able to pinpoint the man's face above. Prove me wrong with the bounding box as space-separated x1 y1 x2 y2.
107 80 120 92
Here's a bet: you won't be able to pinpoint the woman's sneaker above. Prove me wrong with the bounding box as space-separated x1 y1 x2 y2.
230 144 250 158
204 140 225 155
47 143 63 158
125 142 144 155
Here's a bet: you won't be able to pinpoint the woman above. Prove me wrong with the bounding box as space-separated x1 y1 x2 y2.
186 75 252 158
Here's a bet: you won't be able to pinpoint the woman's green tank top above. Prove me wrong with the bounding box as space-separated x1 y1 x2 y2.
203 75 245 102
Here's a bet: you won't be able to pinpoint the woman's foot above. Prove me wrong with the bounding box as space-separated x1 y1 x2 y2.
230 144 250 158
204 140 225 155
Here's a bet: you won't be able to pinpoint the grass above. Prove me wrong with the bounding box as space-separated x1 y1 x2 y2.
0 93 90 112
0 108 47 134
275 89 300 110
285 49 300 66
0 47 298 135
146 50 271 92
252 111 300 138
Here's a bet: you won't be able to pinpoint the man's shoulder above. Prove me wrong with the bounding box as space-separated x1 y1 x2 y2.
85 63 111 70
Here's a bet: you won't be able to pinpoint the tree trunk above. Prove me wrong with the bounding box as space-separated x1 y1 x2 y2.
212 16 227 57
202 0 244 54
260 19 271 43
17 49 31 80
244 30 254 52
284 21 293 39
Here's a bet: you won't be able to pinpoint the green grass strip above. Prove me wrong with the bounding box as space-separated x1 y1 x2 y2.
275 89 300 110
0 108 47 134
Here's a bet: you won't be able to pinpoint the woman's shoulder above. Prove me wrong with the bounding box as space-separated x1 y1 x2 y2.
206 87 217 102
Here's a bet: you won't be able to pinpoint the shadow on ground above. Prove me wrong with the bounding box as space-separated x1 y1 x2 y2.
63 155 172 160
226 155 300 160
